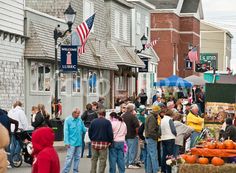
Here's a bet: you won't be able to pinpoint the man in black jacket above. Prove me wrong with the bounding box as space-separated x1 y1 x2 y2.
89 109 113 173
224 118 236 142
81 103 98 158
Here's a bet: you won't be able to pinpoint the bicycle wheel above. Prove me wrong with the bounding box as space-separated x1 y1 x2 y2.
11 153 23 168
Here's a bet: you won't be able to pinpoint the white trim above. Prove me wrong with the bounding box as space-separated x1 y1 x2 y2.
150 9 179 16
201 20 233 38
25 7 65 23
223 32 226 70
200 31 225 33
151 28 200 37
126 0 156 9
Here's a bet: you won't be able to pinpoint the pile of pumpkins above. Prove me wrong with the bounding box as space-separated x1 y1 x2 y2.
180 139 236 166
204 139 236 150
181 154 224 166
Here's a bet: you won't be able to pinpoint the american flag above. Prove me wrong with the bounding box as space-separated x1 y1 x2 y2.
188 47 198 62
75 13 95 56
145 39 159 49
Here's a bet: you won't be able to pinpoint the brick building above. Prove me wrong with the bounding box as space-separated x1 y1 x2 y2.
148 0 204 78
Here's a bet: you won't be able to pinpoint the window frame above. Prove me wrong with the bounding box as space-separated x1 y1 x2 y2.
83 0 94 32
72 69 81 94
136 12 141 35
122 13 128 41
115 76 127 91
88 70 97 94
114 10 120 39
30 62 51 92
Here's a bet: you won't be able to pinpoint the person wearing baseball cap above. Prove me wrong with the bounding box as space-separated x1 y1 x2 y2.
144 105 161 173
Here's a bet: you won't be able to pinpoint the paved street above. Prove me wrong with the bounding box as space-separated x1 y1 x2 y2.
7 150 145 173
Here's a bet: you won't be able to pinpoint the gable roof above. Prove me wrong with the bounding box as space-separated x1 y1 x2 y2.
25 20 118 70
147 0 179 9
180 0 200 13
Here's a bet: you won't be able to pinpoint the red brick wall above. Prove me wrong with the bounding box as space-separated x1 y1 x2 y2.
151 13 200 78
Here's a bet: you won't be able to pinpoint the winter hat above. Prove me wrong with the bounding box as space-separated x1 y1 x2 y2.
151 105 161 114
138 105 146 112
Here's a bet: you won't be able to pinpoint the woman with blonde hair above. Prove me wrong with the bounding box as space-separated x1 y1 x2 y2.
32 104 51 129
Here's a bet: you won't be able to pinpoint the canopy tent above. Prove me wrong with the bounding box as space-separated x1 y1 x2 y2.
154 75 192 87
184 75 207 86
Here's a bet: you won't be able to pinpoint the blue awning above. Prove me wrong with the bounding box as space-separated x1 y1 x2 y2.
154 75 193 87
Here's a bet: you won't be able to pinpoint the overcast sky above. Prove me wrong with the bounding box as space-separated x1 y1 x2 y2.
202 0 236 71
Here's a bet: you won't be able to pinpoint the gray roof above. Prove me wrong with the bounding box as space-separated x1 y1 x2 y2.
180 0 200 13
146 0 179 9
25 20 118 70
107 41 145 68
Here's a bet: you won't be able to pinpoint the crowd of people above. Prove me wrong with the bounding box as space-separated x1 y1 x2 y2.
0 88 236 173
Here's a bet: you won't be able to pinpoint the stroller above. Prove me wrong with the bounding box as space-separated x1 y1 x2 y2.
10 130 34 168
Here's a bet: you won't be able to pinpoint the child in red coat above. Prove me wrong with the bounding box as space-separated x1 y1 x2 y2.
31 127 60 173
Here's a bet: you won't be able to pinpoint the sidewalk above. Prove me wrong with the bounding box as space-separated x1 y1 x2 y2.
54 141 66 151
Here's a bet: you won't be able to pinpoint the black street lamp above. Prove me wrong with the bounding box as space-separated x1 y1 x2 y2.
135 34 148 53
53 3 76 117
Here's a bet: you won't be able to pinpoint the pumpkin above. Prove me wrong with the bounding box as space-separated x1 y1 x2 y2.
180 154 188 161
224 139 234 149
185 155 197 164
211 157 224 166
207 142 216 149
234 142 236 149
216 142 225 149
198 157 209 164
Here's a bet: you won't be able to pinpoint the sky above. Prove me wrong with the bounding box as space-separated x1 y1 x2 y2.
202 0 236 72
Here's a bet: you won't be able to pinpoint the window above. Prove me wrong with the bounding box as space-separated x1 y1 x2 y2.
114 10 120 38
84 0 94 32
115 76 127 91
145 16 149 37
136 12 141 35
60 73 67 93
122 13 128 40
88 70 97 93
72 69 81 93
30 62 51 92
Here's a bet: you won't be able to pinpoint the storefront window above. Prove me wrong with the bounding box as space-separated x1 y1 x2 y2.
115 76 127 91
30 62 51 92
72 69 81 93
88 70 97 93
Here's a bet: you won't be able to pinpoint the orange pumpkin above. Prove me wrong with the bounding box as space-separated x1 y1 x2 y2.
224 139 234 149
180 154 188 160
198 157 209 164
185 155 197 164
216 142 225 149
234 142 236 149
211 157 224 166
207 142 216 149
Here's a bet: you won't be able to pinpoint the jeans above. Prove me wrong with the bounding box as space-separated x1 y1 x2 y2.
62 146 81 173
145 138 159 173
125 138 137 166
162 139 175 173
109 142 125 173
81 132 92 158
190 131 200 148
10 134 21 163
173 145 180 157
91 148 108 173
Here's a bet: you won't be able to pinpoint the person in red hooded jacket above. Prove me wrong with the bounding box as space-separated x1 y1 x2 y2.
31 127 60 173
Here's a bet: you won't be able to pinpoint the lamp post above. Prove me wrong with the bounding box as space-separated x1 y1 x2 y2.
53 4 76 117
135 34 148 53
